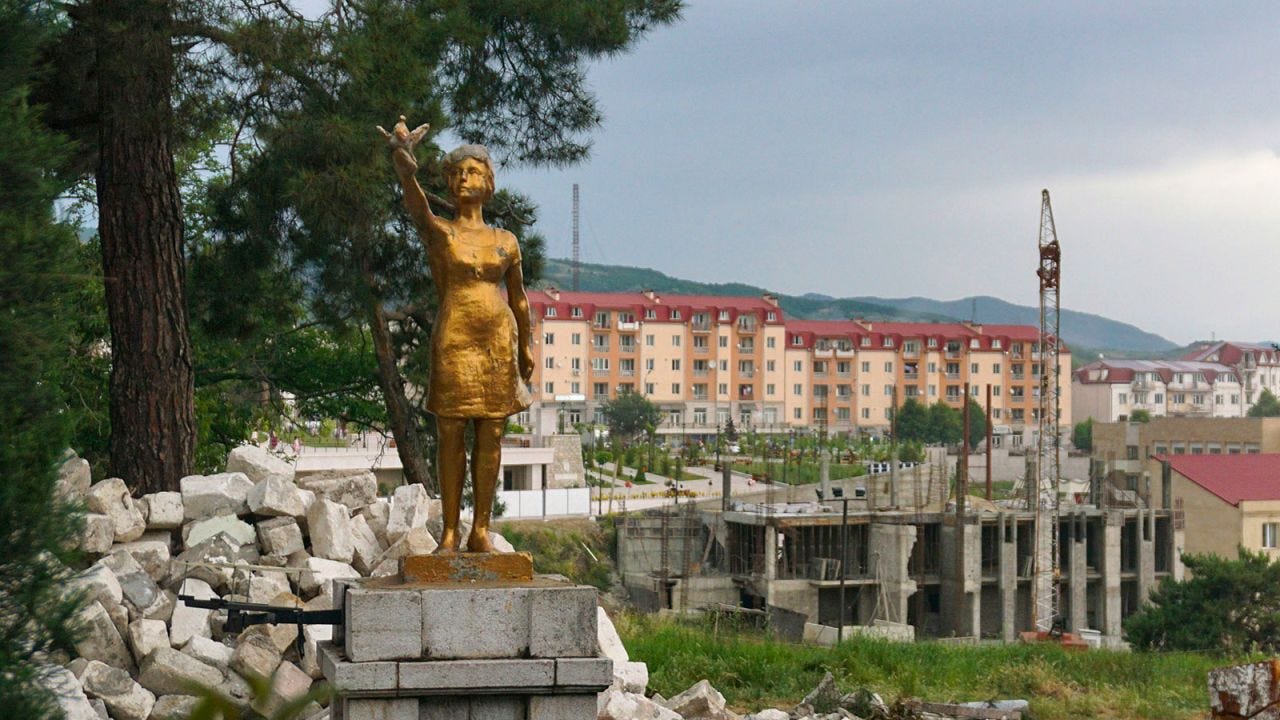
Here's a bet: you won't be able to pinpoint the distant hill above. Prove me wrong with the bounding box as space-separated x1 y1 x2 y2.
539 259 1178 356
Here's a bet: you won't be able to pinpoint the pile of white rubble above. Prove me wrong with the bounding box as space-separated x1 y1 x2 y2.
42 446 990 720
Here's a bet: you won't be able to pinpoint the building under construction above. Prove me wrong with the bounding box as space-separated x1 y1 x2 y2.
616 467 1182 645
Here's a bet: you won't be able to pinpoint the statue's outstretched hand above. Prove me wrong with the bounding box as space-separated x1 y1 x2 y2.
376 115 430 153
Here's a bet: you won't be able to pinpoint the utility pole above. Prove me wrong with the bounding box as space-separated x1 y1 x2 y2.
986 384 994 501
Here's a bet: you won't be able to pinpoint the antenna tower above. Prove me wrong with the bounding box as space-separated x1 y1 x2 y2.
572 184 581 291
1033 189 1062 631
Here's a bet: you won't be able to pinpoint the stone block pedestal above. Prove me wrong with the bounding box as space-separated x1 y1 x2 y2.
323 574 607 720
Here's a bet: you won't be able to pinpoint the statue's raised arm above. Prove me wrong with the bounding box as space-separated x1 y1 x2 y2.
377 115 445 241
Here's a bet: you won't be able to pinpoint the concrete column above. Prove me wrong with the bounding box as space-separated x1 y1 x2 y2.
1100 512 1123 638
1067 513 1087 632
869 522 917 625
941 518 981 637
998 513 1017 642
764 525 778 581
1138 509 1156 603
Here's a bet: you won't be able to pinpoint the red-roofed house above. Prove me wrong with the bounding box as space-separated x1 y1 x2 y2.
1073 360 1244 423
1150 453 1280 558
1183 341 1280 411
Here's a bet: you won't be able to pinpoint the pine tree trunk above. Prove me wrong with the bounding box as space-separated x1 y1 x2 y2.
367 299 438 496
95 0 195 494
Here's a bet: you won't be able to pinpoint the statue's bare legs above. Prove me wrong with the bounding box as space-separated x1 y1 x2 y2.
434 417 506 553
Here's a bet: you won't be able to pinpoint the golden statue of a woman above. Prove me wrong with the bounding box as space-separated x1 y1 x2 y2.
379 116 533 553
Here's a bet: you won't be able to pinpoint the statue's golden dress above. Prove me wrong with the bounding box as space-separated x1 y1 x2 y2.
426 226 527 419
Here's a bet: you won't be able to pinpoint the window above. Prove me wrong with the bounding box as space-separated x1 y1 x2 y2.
1265 523 1279 549
645 334 655 346
571 333 582 345
645 358 655 371
884 385 894 396
861 408 870 419
928 362 937 373
882 337 894 348
545 307 557 318
1126 445 1139 460
543 332 555 345
767 311 777 322
884 361 893 372
1233 394 1241 404
794 361 803 372
1154 393 1164 404
992 385 1001 396
971 385 980 396
861 361 871 372
837 407 851 420
544 382 554 394
592 382 608 398
929 385 937 396
767 360 776 372
671 359 682 371
837 361 851 374
813 361 827 375
544 357 555 369
767 337 776 348
927 338 938 348
694 408 707 424
1117 392 1127 404
861 384 870 396
672 335 681 347
904 340 919 354
571 382 580 394
671 383 680 394
591 358 609 371
693 335 708 350
860 336 871 347
671 310 681 320
719 336 728 348
718 383 728 395
795 408 803 419
571 306 583 318
971 363 979 374
970 338 980 348
792 335 803 346
718 310 729 321
766 383 776 395
992 339 1002 349
793 384 803 396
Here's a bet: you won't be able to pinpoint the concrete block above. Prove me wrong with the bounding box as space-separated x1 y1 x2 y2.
614 661 649 695
1210 660 1280 720
529 695 597 720
398 659 555 691
180 472 255 520
149 696 199 720
228 444 295 484
38 665 99 720
421 587 531 659
298 470 379 510
251 660 313 717
308 498 355 563
169 578 215 647
345 698 418 720
555 658 613 688
596 606 628 663
81 513 115 554
249 475 310 517
344 587 423 661
112 538 171 583
141 491 184 530
419 697 470 720
137 646 223 696
258 516 306 556
318 641 396 693
86 477 147 543
184 514 256 549
126 619 170 664
55 455 92 503
470 696 527 720
386 484 431 544
74 601 136 676
299 556 359 599
529 586 597 658
350 514 385 575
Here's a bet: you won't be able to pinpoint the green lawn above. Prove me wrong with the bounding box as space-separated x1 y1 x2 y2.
615 614 1232 720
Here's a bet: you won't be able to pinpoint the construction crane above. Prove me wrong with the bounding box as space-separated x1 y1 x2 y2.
1032 189 1062 632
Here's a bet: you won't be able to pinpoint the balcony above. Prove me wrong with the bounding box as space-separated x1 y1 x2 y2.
739 389 755 400
693 346 710 354
1012 373 1025 381
737 322 758 334
813 371 829 379
619 370 635 377
814 348 834 358
945 372 960 380
591 369 610 377
693 369 710 377
945 350 961 359
835 348 855 358
591 344 610 353
903 349 920 359
904 372 919 380
617 320 639 331
690 322 712 333
740 369 755 378
692 393 709 401
619 344 637 354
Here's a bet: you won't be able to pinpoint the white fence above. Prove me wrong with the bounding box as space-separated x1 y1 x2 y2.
497 487 592 518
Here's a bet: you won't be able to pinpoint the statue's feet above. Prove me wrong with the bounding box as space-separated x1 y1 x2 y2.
435 528 461 554
466 527 494 553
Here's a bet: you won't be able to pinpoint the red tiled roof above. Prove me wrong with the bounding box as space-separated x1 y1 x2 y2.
1161 453 1280 506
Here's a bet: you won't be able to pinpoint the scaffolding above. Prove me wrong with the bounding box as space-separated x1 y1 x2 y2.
1033 189 1062 631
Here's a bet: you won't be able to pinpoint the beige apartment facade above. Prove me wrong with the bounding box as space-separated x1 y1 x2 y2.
1146 454 1280 560
1073 360 1244 424
525 290 1071 443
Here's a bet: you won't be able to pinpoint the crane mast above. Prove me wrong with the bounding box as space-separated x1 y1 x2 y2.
1033 189 1062 632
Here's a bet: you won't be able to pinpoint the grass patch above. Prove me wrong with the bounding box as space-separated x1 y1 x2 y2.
495 517 615 591
615 614 1233 720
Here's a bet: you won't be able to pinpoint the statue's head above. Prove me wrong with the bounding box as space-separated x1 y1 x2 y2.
443 144 495 204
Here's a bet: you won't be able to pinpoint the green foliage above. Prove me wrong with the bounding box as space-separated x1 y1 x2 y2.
895 398 928 443
497 518 614 591
1072 418 1094 452
0 2 90 715
723 418 739 443
1125 548 1280 654
616 613 1230 720
927 401 962 445
964 397 986 450
602 391 662 447
1129 409 1151 423
1248 389 1280 417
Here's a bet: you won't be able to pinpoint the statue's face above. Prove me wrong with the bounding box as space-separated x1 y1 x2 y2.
448 157 494 203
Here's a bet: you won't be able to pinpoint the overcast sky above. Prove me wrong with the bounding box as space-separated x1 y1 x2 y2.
474 2 1280 346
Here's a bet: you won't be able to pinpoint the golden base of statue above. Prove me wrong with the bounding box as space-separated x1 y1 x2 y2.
399 551 534 584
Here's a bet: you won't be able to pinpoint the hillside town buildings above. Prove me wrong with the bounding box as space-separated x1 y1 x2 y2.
521 289 1071 445
1073 360 1244 423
